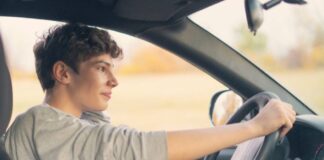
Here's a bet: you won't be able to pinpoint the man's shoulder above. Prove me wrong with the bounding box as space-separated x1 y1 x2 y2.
8 104 69 131
15 104 51 120
7 104 49 129
3 105 47 148
4 104 78 143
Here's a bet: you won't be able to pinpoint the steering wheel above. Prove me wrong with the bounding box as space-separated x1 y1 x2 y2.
204 91 280 160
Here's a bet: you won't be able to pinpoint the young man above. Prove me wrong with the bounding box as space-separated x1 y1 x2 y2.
4 23 296 160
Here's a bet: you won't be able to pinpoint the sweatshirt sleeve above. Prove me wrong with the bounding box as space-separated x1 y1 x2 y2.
80 124 168 160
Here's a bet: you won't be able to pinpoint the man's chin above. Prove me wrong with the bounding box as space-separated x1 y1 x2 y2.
94 105 108 112
84 104 108 112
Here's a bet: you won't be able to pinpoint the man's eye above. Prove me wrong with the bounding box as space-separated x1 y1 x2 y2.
98 66 106 72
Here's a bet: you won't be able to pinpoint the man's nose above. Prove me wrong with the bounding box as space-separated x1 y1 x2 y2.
107 74 118 88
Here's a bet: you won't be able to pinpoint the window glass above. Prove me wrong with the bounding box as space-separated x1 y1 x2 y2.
0 17 227 130
190 0 324 114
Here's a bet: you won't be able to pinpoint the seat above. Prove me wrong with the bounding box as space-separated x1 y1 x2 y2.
0 139 10 160
0 32 13 159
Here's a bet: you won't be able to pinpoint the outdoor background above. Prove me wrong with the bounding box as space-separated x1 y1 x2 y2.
1 0 323 131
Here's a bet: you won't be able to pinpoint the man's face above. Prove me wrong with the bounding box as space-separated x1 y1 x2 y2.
68 54 118 112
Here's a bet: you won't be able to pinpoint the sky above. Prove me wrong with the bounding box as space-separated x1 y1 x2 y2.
0 0 323 72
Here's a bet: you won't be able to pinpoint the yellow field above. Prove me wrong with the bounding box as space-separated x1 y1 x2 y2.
10 70 324 131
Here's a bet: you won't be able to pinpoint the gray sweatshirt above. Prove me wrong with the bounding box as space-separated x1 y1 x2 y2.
4 104 168 160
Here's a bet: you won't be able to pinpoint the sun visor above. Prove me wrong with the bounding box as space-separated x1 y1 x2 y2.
96 0 115 6
113 0 191 21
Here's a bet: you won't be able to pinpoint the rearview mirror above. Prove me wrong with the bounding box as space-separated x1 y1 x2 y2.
245 0 307 34
245 0 264 35
209 90 243 126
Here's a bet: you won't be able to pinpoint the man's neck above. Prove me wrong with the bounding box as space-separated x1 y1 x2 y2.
44 88 83 117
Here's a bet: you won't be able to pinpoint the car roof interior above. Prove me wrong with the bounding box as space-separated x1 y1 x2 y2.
0 0 222 34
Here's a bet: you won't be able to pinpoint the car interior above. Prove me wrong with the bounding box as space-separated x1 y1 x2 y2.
1 0 324 159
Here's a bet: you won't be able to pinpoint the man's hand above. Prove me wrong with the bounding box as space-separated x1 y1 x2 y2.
249 99 296 138
167 99 296 160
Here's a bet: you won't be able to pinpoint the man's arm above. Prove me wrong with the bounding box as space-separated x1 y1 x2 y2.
167 99 296 160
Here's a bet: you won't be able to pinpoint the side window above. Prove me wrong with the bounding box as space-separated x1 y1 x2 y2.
1 17 227 130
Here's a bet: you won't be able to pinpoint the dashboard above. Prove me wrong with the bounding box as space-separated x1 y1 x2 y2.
209 115 324 160
286 115 324 160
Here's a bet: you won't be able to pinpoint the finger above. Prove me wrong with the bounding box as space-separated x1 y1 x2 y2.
280 120 293 136
284 107 296 122
280 124 292 138
287 108 296 124
287 105 296 116
282 103 296 122
280 127 289 138
279 117 293 138
288 112 296 124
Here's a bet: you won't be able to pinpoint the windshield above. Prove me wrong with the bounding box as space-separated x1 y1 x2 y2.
190 0 324 115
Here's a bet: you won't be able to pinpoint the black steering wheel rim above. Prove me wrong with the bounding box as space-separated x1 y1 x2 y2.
204 91 280 160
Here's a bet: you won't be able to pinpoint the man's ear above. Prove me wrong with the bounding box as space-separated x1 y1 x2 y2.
52 61 72 85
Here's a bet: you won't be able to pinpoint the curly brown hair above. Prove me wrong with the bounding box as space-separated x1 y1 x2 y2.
34 23 123 90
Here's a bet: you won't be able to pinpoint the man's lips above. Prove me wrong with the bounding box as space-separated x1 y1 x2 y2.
101 92 112 99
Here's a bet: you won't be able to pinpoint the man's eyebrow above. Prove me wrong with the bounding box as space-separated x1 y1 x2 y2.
93 60 114 68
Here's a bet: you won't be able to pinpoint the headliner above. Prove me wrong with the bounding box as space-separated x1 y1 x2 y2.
0 0 223 34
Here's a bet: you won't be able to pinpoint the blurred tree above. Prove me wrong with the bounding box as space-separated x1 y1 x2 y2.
284 43 308 69
234 24 283 71
313 26 324 48
235 24 268 54
288 9 324 69
118 45 198 74
308 19 324 68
